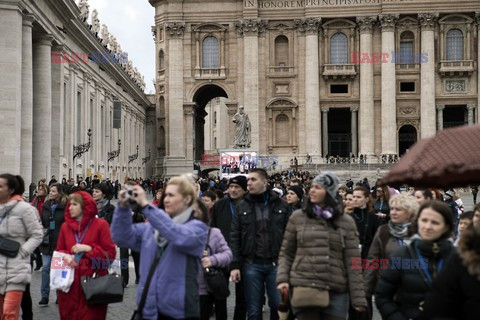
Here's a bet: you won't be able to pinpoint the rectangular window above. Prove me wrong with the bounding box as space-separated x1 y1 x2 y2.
330 84 348 94
399 42 414 63
400 82 415 92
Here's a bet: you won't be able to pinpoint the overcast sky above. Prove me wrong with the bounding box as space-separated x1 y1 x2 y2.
87 0 156 93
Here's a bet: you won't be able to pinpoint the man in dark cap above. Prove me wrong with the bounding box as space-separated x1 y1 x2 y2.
211 175 248 320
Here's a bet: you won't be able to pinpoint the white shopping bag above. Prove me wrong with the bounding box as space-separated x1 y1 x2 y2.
49 251 75 293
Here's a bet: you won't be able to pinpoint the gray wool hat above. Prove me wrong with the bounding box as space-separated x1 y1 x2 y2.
312 171 340 200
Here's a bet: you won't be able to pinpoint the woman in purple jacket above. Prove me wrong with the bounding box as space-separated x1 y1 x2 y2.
112 176 208 320
193 200 232 320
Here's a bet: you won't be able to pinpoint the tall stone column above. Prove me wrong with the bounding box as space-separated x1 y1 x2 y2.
476 13 480 125
0 7 23 175
419 13 439 138
350 106 358 156
356 16 377 157
321 107 329 156
236 19 267 150
467 104 475 125
436 105 444 131
379 14 398 155
295 18 322 157
32 34 54 183
51 44 65 179
183 103 195 161
20 15 35 187
165 22 185 157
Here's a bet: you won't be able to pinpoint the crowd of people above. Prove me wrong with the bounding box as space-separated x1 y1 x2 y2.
0 169 479 320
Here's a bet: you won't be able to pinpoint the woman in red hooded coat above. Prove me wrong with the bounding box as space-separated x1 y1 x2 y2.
55 191 116 320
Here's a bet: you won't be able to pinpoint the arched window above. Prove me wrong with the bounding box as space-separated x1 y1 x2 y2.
330 33 348 64
274 35 289 66
275 114 289 145
446 29 464 61
399 31 414 63
202 36 220 68
159 50 165 70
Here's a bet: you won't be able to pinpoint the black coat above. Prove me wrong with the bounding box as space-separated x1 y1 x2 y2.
40 200 66 255
230 190 290 270
210 195 237 246
375 237 454 320
97 202 115 225
351 207 382 259
421 229 480 320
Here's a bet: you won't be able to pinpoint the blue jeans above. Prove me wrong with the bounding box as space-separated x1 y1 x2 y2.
40 254 51 299
242 262 280 320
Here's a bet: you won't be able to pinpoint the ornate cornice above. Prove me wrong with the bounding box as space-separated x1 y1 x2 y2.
294 18 321 35
235 19 267 37
165 22 185 38
356 16 377 34
418 13 439 31
379 14 399 32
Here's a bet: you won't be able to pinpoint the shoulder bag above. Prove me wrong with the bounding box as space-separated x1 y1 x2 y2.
81 251 124 305
203 228 230 300
0 203 20 258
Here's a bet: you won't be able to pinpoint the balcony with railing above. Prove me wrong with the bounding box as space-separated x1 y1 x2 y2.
395 63 420 73
439 60 475 77
194 67 226 80
322 64 357 80
267 66 295 78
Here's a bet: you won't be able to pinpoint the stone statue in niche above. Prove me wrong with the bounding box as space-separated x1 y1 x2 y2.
233 106 251 149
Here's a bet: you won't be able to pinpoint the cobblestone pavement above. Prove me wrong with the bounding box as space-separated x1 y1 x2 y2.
27 191 475 319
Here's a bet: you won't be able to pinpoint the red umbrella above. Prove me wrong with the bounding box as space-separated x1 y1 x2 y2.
380 125 480 188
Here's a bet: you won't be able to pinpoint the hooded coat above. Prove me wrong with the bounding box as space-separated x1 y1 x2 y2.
420 227 480 320
56 191 116 320
0 197 43 294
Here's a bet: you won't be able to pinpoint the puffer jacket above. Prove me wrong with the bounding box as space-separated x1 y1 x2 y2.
230 190 290 270
198 227 232 295
276 208 367 308
375 236 454 320
0 198 43 294
364 224 415 297
421 227 480 320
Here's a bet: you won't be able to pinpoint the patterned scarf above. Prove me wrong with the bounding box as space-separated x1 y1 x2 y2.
387 219 411 239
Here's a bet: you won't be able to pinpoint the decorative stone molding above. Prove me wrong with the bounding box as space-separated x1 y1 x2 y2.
33 34 55 46
350 106 359 112
268 22 294 33
445 80 466 93
183 103 195 116
379 14 399 32
235 19 267 36
22 14 36 27
476 12 480 29
397 118 419 128
356 16 377 34
165 22 186 38
321 106 330 113
418 13 439 31
294 18 321 35
435 104 445 111
467 104 476 111
397 17 418 29
398 106 418 117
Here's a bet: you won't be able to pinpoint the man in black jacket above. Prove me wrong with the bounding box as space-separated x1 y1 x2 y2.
230 168 290 320
211 175 247 320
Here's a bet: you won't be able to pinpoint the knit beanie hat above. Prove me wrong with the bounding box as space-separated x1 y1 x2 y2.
288 185 304 200
229 175 248 191
312 172 340 200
